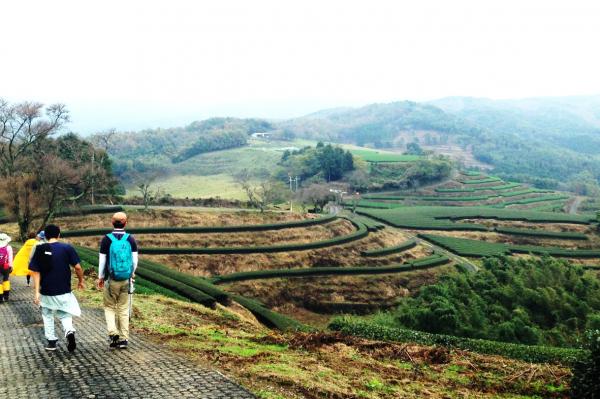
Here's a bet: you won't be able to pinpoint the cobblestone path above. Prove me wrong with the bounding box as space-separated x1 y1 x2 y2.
0 277 256 399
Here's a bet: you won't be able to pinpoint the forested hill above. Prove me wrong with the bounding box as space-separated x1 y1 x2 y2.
278 101 482 145
104 117 273 162
428 96 600 187
100 118 273 175
279 96 600 189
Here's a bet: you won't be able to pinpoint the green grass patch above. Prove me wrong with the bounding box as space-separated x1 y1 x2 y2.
127 174 250 200
349 149 422 163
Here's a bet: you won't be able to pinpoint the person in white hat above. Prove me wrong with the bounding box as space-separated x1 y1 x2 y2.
0 233 14 303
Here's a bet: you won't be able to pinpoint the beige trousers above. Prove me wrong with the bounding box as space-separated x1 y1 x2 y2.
103 279 130 340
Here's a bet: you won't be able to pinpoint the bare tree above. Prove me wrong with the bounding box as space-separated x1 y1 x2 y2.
90 129 116 154
297 183 336 213
89 129 117 205
0 99 69 239
0 100 69 174
234 169 288 212
136 175 163 210
36 155 85 227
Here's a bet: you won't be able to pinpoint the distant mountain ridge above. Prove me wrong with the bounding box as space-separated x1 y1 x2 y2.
278 95 600 187
106 95 600 188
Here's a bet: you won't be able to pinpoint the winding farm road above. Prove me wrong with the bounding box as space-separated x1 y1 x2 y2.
565 196 584 215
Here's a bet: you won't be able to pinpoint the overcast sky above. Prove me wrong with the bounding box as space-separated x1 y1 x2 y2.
3 0 600 133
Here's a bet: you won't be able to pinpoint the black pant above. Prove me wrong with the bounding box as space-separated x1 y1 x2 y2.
1 269 9 300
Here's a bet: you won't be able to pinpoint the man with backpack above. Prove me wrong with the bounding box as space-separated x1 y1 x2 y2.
97 212 138 350
0 233 14 303
29 225 84 352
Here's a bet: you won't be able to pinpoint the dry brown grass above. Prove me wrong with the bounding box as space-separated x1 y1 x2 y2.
66 219 355 249
223 265 452 326
137 230 428 277
56 208 308 230
462 218 591 233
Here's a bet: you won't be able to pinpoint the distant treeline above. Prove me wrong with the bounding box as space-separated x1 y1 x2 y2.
104 117 273 181
172 130 248 163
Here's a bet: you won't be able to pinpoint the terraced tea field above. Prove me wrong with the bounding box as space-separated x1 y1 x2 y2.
38 207 450 326
357 172 572 210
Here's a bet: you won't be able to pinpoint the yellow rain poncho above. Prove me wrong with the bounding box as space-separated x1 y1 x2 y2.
11 238 37 276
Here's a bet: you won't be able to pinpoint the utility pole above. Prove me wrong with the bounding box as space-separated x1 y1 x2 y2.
90 150 95 205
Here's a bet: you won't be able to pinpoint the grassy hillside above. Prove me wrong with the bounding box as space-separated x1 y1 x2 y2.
75 273 573 399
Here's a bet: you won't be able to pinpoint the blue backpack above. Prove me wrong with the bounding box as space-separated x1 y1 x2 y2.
107 233 134 281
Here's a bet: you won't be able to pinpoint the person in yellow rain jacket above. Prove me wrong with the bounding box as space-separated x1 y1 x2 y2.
12 231 46 286
0 233 14 303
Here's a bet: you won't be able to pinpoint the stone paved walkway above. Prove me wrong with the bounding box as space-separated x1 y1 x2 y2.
0 277 256 399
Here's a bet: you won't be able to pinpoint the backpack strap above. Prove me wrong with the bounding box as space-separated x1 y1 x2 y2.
107 233 129 242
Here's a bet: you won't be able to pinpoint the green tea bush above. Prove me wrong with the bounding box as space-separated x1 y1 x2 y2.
62 215 337 237
419 234 600 258
329 318 585 365
494 227 588 240
229 294 309 332
74 245 307 332
357 206 593 231
488 182 522 191
211 255 449 284
435 187 477 193
361 240 417 257
461 177 502 184
137 259 230 304
137 268 216 308
135 277 190 301
139 220 368 254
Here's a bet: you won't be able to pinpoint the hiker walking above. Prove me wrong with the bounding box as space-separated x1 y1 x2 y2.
97 212 138 349
0 233 14 303
29 225 84 352
11 231 45 286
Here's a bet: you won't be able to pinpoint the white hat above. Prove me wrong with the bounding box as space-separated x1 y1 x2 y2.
0 233 11 248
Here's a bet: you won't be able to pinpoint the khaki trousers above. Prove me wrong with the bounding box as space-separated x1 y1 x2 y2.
103 279 130 340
